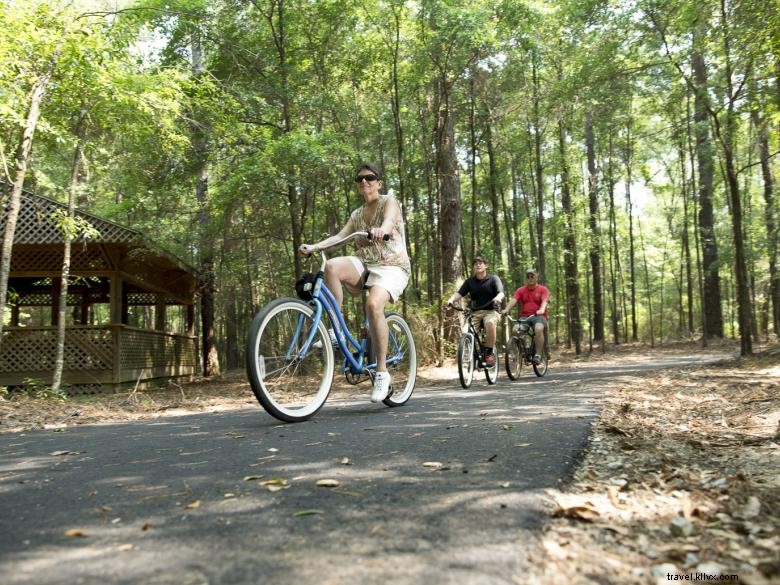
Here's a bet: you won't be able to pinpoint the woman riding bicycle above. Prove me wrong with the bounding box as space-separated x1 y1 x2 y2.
444 256 505 367
299 163 410 403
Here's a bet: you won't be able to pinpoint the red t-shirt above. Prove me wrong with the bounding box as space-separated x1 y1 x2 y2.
513 285 549 318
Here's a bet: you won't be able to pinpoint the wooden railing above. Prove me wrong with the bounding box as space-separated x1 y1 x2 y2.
0 325 196 391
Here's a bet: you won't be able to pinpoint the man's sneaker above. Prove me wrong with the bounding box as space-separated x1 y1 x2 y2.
313 328 339 350
484 353 496 367
371 371 391 403
532 354 542 365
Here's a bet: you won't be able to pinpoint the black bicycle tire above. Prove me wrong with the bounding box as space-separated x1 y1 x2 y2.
245 297 334 422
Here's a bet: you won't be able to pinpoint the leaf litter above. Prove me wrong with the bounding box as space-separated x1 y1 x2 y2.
529 344 780 584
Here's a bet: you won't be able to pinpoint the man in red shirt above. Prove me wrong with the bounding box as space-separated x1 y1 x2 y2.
502 267 549 364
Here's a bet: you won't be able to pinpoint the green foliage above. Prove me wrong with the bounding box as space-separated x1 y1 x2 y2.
0 0 774 371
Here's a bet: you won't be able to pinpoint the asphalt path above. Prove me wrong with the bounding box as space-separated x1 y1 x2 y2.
0 352 729 585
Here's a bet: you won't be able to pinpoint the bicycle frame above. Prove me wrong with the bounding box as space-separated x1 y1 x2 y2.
508 316 538 358
295 231 405 375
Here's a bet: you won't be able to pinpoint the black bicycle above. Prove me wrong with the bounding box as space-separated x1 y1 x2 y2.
450 304 499 388
504 315 548 379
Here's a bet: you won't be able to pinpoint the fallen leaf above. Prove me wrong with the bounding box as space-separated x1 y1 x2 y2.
293 509 324 517
243 475 264 481
183 500 201 509
64 529 89 537
141 523 153 531
316 479 340 487
422 461 443 469
51 450 77 456
499 482 510 488
261 478 290 492
552 496 600 522
607 486 629 509
115 544 133 552
260 478 287 485
339 457 351 465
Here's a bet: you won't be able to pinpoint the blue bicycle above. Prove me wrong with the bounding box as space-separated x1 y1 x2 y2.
245 231 417 422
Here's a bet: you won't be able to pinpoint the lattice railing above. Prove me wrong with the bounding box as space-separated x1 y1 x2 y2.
0 327 112 371
1 326 196 390
119 327 197 370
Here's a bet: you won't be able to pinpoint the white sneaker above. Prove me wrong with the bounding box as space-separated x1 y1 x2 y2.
371 371 391 403
313 328 338 349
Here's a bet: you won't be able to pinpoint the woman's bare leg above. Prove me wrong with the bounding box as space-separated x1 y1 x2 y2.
365 285 391 372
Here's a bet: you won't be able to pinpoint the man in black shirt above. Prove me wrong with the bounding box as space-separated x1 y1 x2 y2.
444 256 505 366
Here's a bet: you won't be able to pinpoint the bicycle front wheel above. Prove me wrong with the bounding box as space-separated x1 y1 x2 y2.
485 351 499 384
246 297 334 422
383 312 417 406
533 350 548 377
505 338 522 380
457 333 476 389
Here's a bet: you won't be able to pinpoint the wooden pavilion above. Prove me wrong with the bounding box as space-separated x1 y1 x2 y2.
0 189 198 393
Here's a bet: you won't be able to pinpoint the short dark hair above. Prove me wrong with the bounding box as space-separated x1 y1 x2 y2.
473 256 488 265
356 163 383 181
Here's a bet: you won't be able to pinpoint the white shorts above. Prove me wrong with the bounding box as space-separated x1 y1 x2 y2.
347 256 409 302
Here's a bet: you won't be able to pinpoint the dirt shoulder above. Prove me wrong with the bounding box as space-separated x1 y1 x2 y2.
530 343 780 585
1 341 778 584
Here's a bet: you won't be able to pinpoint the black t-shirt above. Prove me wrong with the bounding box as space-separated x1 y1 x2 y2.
457 274 504 310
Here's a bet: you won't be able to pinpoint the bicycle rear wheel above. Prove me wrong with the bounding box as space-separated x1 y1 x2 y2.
457 333 476 389
246 297 334 422
383 312 417 406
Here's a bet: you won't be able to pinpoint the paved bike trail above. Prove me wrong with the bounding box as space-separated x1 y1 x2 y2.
0 353 728 585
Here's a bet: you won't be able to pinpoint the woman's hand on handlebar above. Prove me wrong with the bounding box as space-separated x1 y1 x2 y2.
299 243 318 257
367 227 391 241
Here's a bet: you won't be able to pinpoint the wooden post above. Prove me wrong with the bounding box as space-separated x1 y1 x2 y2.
51 277 61 326
155 294 166 331
110 274 122 385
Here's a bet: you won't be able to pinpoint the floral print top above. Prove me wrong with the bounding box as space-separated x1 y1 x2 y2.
349 194 411 274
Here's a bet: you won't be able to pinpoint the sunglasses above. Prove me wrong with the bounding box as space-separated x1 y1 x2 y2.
355 174 379 183
526 274 537 278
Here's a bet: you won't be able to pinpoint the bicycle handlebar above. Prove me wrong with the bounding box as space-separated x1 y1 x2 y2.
447 301 500 313
300 231 391 272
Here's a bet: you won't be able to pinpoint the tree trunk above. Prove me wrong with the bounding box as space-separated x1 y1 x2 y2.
752 106 778 336
468 72 478 264
558 120 581 354
692 40 724 338
585 111 604 342
192 32 220 377
624 118 638 341
485 121 502 268
52 114 86 392
0 61 57 350
607 138 619 345
436 74 463 287
531 60 546 280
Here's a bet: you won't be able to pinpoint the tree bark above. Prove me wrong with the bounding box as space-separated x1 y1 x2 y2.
52 113 86 392
692 41 724 338
585 111 604 342
192 32 220 377
436 74 463 287
558 120 581 354
0 60 57 351
531 59 545 280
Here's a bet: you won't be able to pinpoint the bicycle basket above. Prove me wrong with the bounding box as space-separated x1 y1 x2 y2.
295 272 317 301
